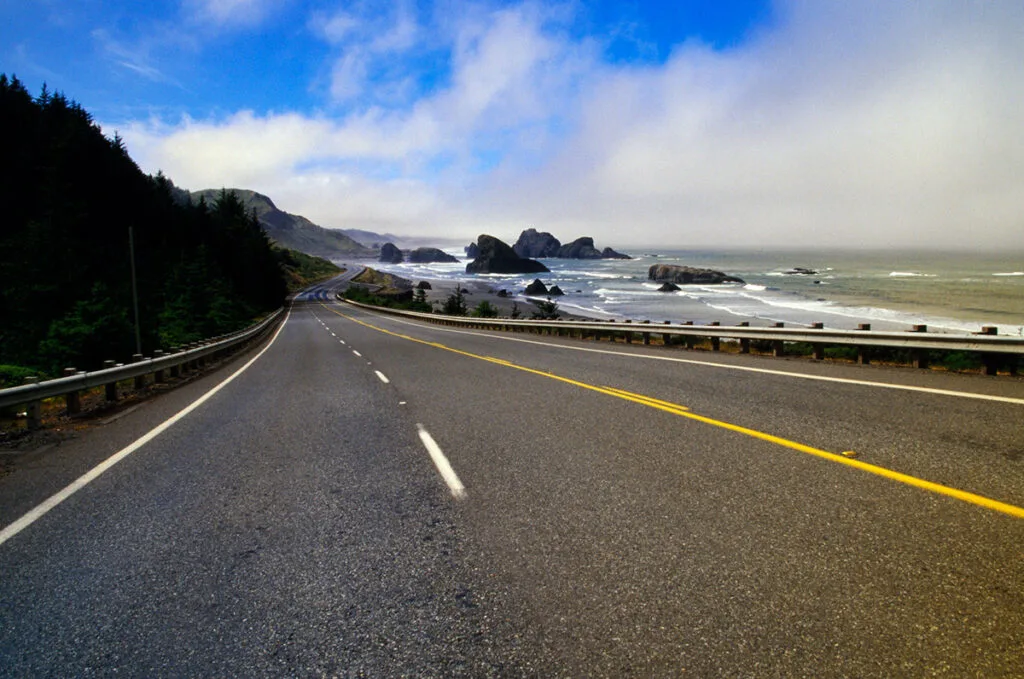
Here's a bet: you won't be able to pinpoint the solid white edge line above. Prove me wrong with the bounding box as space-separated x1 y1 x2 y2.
375 315 1024 406
375 370 390 384
0 308 294 548
416 424 466 500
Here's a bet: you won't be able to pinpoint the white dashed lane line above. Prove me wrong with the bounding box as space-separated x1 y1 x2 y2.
417 424 466 500
375 371 390 384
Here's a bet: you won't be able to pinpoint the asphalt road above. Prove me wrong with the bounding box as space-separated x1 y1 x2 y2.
1 288 1022 676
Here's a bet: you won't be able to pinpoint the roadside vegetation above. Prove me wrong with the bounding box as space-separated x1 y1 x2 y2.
0 75 314 379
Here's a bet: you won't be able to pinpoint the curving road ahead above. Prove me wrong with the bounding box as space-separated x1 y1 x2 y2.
2 282 1022 676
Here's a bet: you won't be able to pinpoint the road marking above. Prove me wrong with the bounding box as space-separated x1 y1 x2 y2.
376 314 1024 406
339 340 346 345
0 309 294 548
323 304 1024 519
375 370 389 383
417 424 466 500
352 350 362 357
331 332 336 337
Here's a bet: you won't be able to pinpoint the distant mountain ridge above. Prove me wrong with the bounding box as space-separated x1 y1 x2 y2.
190 188 375 259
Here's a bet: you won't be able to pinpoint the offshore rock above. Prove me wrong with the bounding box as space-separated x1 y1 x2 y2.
556 237 604 259
648 264 745 285
379 242 403 264
513 228 562 258
465 242 481 258
407 247 459 263
466 235 550 274
547 285 565 296
602 247 631 259
657 282 681 292
524 279 549 295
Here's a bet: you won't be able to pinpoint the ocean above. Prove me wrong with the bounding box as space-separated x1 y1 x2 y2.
368 249 1024 335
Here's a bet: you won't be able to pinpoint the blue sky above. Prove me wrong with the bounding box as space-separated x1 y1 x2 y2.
3 1 1023 248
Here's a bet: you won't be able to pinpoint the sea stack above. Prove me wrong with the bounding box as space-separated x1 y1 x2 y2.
466 235 550 274
648 264 744 285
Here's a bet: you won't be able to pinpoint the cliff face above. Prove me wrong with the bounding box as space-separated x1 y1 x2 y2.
513 228 562 258
466 235 550 274
190 188 375 259
648 265 745 285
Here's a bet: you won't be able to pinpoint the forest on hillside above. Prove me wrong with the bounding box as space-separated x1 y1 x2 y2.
0 75 296 379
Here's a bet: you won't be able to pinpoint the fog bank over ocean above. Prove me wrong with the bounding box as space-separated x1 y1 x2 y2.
371 249 1024 335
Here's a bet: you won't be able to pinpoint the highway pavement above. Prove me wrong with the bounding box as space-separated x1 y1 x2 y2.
1 285 1022 676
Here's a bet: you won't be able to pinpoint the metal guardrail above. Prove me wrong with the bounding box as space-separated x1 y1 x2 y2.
341 299 1023 373
0 308 285 419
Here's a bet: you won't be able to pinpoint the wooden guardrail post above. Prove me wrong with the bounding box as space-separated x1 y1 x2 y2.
132 354 146 390
103 360 118 401
624 320 633 344
683 321 695 349
737 322 750 353
63 368 81 415
772 323 785 357
911 325 929 369
169 348 181 377
709 322 721 351
810 323 825 360
980 326 999 375
641 320 651 345
857 324 871 364
153 350 165 383
662 321 672 346
23 376 41 430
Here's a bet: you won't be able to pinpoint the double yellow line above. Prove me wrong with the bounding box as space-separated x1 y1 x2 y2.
322 304 1024 519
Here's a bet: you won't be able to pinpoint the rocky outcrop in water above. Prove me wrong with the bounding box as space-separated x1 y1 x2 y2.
657 282 681 292
548 285 565 296
602 247 630 260
465 242 480 258
648 265 744 285
466 235 550 274
556 237 603 259
524 279 549 295
407 247 459 263
379 242 403 264
513 229 562 258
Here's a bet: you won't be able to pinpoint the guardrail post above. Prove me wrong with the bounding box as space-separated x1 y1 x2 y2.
132 354 146 390
103 360 118 401
810 323 825 360
737 322 750 353
710 322 720 351
167 348 178 378
683 321 695 349
63 367 81 415
857 324 871 364
624 320 633 344
979 327 999 375
662 321 672 346
153 350 165 382
910 325 929 369
642 320 651 345
772 323 785 357
23 376 41 430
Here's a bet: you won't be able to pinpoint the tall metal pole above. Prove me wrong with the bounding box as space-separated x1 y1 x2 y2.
129 225 142 356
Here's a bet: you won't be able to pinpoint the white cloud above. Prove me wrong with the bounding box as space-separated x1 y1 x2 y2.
122 1 1024 249
184 0 282 27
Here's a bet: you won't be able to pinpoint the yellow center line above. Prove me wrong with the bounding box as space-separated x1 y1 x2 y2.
321 303 1024 519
